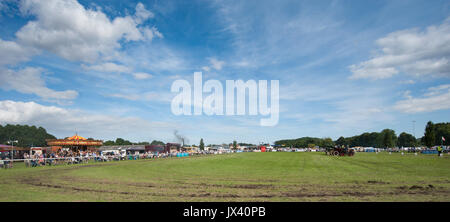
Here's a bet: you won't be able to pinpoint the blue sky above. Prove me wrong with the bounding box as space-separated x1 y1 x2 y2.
0 0 449 145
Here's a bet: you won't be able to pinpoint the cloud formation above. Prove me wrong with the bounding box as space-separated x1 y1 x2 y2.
134 2 154 23
394 84 450 113
0 39 36 66
15 0 162 63
0 100 176 140
0 67 78 102
132 72 153 80
202 57 225 72
350 18 450 80
82 62 153 80
82 62 132 73
108 91 172 102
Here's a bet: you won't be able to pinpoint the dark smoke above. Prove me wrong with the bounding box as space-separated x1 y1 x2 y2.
174 130 188 146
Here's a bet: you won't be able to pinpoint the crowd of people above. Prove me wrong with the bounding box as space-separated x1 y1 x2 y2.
21 150 92 167
0 149 217 169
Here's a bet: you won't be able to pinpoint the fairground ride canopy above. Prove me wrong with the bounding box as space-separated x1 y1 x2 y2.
46 134 103 146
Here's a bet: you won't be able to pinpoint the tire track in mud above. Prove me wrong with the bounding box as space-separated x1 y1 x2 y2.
18 175 450 200
10 156 450 201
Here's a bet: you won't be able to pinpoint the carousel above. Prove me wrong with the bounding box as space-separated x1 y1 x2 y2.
46 134 103 152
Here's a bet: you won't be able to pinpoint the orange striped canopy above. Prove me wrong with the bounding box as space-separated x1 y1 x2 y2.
67 134 87 140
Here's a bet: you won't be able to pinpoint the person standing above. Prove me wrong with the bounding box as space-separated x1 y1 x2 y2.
4 157 10 169
437 146 443 157
24 153 29 167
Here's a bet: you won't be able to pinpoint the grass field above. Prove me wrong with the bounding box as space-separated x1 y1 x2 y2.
0 152 449 201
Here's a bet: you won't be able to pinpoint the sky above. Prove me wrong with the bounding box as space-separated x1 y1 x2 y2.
0 0 449 145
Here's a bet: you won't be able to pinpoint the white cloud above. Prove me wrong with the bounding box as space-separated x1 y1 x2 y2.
132 72 153 79
0 39 36 66
0 100 176 140
234 60 251 67
82 62 155 80
394 84 450 113
169 75 182 79
82 63 153 80
402 90 413 100
134 2 154 24
82 62 132 73
108 91 171 102
0 67 78 102
14 0 161 63
142 26 163 41
425 84 450 96
401 79 415 84
349 66 399 80
202 57 225 72
350 18 450 80
208 57 225 70
108 93 141 101
125 44 186 72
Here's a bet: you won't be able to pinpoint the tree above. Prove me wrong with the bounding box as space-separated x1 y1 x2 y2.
150 140 165 146
417 137 423 146
433 122 450 146
103 140 115 146
321 138 334 148
135 141 150 145
397 132 416 147
424 121 436 148
199 138 204 151
233 140 237 150
380 129 396 148
115 138 132 145
335 136 346 146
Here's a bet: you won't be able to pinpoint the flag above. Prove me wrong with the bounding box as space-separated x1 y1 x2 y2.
443 136 446 142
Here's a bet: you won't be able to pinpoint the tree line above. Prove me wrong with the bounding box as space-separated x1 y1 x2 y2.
275 121 450 148
103 139 165 146
335 129 403 148
422 121 449 147
275 137 335 148
0 124 56 148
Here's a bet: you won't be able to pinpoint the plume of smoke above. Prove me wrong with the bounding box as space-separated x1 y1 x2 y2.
174 130 188 146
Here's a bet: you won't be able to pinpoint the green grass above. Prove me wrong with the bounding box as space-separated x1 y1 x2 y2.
1 152 449 201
